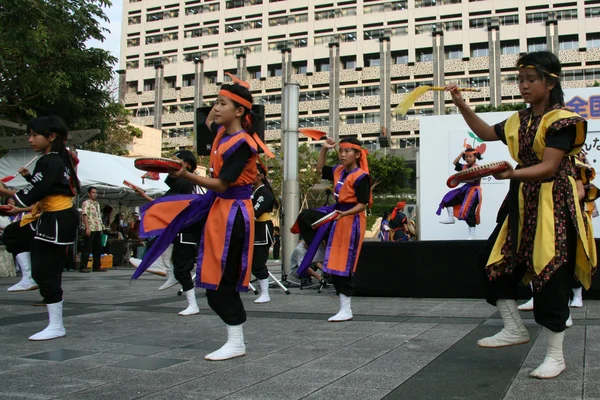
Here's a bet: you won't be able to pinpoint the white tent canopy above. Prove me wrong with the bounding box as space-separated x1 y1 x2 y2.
0 149 170 206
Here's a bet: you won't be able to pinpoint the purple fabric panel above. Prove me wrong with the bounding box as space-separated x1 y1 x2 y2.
296 202 355 277
436 185 470 215
139 194 198 238
457 186 482 221
131 191 216 280
236 203 252 292
216 185 252 200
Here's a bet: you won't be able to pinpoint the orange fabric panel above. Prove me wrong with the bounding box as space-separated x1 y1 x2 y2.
210 129 258 186
143 199 193 232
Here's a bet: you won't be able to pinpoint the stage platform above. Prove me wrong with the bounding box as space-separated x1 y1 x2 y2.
354 240 600 300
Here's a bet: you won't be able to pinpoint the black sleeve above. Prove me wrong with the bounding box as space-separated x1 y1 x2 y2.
253 187 274 217
493 119 507 144
355 175 371 204
219 142 253 183
164 177 194 195
546 125 577 151
322 166 334 181
14 156 61 207
454 162 464 172
211 122 220 136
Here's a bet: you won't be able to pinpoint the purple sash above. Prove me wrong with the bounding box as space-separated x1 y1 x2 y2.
297 203 355 277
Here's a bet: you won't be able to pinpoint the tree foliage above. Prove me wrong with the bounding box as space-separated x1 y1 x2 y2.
0 0 140 155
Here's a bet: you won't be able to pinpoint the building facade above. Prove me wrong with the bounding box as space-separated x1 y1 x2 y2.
119 0 600 152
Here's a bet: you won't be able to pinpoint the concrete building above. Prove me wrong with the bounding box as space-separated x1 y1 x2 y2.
118 0 600 157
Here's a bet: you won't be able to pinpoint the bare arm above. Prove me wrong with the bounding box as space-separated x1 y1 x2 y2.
170 168 230 193
205 105 216 129
446 85 499 142
317 138 336 175
494 147 565 181
452 151 465 165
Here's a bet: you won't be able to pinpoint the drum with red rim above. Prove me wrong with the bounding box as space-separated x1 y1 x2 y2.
446 161 510 188
311 211 338 230
134 157 182 174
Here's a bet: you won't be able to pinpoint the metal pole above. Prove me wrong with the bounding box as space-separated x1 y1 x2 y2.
281 82 300 277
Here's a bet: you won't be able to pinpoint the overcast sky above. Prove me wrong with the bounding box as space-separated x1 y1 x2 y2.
86 0 122 68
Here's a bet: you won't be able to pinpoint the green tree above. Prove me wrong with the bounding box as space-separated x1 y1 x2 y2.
367 153 413 194
0 0 116 129
474 103 527 113
81 103 142 156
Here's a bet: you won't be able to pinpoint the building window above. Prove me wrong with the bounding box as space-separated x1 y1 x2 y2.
445 46 463 60
364 53 380 67
143 79 155 91
128 16 141 25
342 56 357 69
469 17 489 29
527 38 547 52
127 38 140 47
444 20 462 31
293 62 307 74
556 9 577 21
182 74 195 87
126 60 139 70
587 33 600 48
268 64 282 77
501 40 519 55
417 49 433 62
586 7 600 18
247 67 261 79
500 15 519 26
526 12 548 24
470 43 489 58
126 81 138 93
315 59 330 72
559 35 579 51
394 51 409 64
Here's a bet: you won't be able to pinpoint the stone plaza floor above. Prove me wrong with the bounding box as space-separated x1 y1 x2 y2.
1 265 599 400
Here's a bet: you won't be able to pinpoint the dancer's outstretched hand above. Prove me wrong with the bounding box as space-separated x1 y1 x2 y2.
445 85 464 106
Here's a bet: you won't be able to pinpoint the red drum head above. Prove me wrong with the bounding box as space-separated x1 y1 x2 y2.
134 158 182 173
0 205 12 215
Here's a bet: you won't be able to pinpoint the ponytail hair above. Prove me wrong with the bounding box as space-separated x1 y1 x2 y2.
26 115 81 194
517 51 564 107
257 163 279 209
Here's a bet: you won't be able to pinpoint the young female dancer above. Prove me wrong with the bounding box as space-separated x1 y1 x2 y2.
293 137 371 322
447 51 598 379
0 116 79 340
437 148 483 239
133 82 264 361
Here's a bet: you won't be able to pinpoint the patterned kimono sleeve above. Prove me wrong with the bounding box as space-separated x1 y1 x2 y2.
574 158 600 204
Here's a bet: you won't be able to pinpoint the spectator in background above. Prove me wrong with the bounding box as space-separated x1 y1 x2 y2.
101 205 113 229
80 187 105 273
272 226 281 260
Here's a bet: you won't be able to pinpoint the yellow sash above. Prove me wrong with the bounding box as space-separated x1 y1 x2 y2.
256 213 272 222
20 195 74 227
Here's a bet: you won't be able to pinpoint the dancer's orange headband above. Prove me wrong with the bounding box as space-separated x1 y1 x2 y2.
339 142 369 175
519 64 559 79
219 89 252 110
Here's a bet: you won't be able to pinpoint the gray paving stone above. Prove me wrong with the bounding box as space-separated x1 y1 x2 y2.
111 356 187 371
304 386 391 400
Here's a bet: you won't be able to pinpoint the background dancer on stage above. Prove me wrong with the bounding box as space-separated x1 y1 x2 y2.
378 212 390 242
0 116 80 341
251 163 277 304
293 137 371 322
437 148 483 240
389 202 409 241
447 51 598 379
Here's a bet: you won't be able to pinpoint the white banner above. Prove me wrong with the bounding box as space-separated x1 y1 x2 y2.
419 87 600 240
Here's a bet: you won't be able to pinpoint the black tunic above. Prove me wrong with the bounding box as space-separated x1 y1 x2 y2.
252 184 275 245
14 153 78 244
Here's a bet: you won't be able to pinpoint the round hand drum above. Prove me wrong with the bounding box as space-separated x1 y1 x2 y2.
134 157 182 174
446 161 510 188
0 205 13 216
311 211 338 230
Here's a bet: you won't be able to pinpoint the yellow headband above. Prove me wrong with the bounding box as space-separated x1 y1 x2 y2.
519 64 559 79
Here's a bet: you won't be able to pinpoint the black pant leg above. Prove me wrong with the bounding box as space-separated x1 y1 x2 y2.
297 210 326 245
251 244 269 280
31 240 65 304
80 233 92 270
206 210 247 326
332 274 354 297
2 222 33 255
91 231 102 270
173 240 196 292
